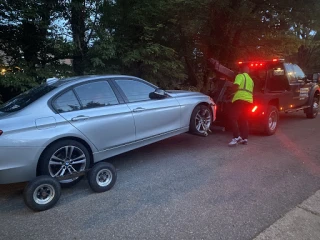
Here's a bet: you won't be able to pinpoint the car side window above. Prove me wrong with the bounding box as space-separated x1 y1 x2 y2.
284 63 297 83
115 79 156 102
293 64 306 81
266 64 290 91
53 90 81 113
75 81 119 109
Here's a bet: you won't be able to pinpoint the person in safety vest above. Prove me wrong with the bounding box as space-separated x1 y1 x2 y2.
228 65 254 146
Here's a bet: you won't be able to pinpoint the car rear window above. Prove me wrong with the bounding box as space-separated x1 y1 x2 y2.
0 84 57 112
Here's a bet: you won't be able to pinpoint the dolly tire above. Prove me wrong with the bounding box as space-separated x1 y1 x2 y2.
87 162 117 193
23 176 61 211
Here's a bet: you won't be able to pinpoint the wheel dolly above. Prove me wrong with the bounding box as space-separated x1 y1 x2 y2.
23 162 117 212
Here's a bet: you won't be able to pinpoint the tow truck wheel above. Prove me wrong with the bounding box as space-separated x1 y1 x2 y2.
189 105 212 137
264 106 279 136
23 176 61 212
87 162 117 193
306 95 319 119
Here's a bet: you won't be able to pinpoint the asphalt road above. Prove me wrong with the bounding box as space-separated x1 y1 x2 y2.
1 112 320 240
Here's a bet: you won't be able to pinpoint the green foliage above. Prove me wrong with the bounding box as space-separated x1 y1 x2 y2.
1 0 320 99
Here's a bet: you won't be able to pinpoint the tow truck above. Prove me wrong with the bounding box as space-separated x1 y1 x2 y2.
208 58 320 135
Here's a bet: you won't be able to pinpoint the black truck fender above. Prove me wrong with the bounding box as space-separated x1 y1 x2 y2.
307 85 320 106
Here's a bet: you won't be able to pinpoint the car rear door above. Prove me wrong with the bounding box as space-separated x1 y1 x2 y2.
112 78 181 141
53 80 136 151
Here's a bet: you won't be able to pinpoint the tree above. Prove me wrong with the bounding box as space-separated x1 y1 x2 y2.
89 0 186 88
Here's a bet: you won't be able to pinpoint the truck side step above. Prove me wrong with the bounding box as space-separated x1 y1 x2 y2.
284 106 309 113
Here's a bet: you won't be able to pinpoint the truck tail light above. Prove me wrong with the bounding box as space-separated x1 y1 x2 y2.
251 106 258 113
0 130 3 136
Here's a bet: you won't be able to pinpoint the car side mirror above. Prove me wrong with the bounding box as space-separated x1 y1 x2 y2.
149 88 167 99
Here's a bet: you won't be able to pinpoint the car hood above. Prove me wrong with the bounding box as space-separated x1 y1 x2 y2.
166 90 205 98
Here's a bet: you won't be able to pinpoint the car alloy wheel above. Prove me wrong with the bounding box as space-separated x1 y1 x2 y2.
49 145 87 184
190 104 212 136
38 140 91 188
195 108 212 134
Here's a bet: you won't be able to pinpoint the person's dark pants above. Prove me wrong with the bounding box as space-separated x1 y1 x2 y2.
229 100 252 139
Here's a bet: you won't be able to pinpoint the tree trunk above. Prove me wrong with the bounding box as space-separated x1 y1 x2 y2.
178 25 198 87
71 0 87 75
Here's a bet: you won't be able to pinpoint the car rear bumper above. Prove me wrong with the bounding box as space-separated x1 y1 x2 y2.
0 147 43 184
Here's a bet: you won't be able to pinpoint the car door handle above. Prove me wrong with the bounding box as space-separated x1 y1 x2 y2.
133 107 146 112
71 115 90 121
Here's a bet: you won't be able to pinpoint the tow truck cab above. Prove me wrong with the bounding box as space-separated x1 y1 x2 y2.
209 58 320 135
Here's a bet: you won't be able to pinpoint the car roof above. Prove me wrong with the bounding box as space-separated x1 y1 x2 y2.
51 75 143 88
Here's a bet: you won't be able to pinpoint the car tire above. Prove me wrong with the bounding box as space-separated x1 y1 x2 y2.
87 162 117 193
306 95 319 119
263 106 279 136
38 140 91 188
23 176 61 211
189 104 212 137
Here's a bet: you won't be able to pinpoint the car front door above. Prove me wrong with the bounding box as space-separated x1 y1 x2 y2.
292 64 312 107
53 80 136 151
113 78 181 141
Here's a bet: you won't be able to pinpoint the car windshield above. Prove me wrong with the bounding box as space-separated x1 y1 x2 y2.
0 83 57 112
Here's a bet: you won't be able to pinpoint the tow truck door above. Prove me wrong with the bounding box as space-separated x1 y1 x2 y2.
265 63 292 110
285 64 311 107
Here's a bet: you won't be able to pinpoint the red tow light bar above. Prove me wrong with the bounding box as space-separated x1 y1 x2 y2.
237 58 284 67
249 63 264 67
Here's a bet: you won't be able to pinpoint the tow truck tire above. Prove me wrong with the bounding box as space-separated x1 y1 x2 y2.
189 105 212 137
306 95 319 119
23 176 61 212
263 106 279 136
87 162 117 193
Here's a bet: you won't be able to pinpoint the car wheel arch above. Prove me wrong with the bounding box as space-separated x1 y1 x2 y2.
268 99 279 110
36 137 94 176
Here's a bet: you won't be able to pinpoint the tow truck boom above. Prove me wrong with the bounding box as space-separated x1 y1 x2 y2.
208 58 235 81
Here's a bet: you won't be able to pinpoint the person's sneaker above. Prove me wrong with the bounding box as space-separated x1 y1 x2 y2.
228 137 242 146
239 139 248 145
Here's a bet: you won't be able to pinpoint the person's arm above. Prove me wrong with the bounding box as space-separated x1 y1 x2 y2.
232 74 242 93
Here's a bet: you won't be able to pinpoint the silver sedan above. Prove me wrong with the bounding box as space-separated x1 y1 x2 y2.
0 75 216 186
